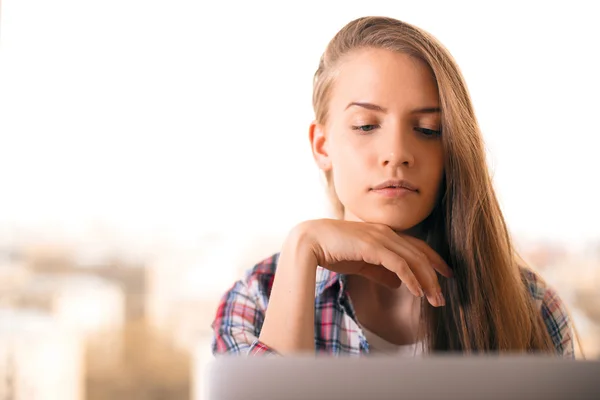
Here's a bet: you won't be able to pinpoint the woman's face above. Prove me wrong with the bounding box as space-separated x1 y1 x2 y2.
310 48 445 232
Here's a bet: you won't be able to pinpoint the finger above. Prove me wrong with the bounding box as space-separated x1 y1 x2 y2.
378 234 444 307
402 235 453 278
371 224 451 279
377 249 424 298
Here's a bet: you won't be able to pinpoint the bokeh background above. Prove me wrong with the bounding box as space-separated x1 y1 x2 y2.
1 0 599 399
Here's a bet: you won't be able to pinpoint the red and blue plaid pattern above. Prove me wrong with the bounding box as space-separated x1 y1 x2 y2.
211 253 575 357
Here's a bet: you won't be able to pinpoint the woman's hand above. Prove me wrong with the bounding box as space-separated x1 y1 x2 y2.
294 219 452 307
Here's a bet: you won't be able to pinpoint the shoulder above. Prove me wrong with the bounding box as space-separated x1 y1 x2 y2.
219 252 281 310
520 267 550 304
240 252 281 294
520 267 575 356
520 267 567 312
211 253 281 354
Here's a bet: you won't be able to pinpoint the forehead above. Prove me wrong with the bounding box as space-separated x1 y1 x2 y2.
329 48 439 112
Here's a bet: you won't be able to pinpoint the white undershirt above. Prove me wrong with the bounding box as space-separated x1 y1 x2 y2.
358 322 423 356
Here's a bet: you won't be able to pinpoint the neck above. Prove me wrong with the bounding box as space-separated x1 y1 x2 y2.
347 273 416 309
396 222 428 242
346 273 422 344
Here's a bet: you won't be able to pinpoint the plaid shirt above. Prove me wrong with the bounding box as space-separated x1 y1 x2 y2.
211 253 575 357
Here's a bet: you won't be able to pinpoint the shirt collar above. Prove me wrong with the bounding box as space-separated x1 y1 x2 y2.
315 266 347 298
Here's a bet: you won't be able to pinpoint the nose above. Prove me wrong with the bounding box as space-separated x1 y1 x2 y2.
379 128 415 168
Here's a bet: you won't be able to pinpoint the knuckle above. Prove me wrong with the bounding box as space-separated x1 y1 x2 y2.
374 223 391 235
361 236 379 250
425 276 441 293
374 223 387 231
415 251 429 266
394 256 410 273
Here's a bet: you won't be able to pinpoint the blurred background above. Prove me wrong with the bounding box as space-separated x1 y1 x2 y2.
0 0 599 399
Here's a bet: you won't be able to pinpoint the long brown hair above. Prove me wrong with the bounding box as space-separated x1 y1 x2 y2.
313 16 556 353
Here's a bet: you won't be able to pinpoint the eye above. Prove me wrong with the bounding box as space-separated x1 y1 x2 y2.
415 127 442 137
351 124 380 133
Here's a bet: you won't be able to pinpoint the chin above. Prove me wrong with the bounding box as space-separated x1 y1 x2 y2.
360 211 424 232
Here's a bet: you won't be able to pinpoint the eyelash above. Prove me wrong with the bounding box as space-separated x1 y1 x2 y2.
351 125 442 137
415 127 442 137
351 124 379 132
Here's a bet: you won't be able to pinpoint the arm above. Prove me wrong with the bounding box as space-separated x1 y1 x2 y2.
541 286 576 358
211 225 319 355
211 277 277 356
257 226 318 354
520 267 576 358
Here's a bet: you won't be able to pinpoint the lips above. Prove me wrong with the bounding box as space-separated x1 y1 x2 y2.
371 179 418 192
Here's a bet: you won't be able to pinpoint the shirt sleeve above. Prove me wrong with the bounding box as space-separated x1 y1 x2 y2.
540 285 576 358
211 274 279 356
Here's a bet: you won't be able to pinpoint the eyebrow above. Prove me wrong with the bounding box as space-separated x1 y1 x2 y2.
411 106 441 114
345 102 441 114
345 102 387 112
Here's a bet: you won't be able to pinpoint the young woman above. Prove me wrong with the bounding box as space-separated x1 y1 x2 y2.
211 16 575 356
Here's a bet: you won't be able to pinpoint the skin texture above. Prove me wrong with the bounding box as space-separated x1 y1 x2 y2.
258 48 452 353
310 48 445 233
255 17 560 355
309 48 447 345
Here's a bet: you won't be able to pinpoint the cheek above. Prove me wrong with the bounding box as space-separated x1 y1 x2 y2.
330 146 368 202
416 144 443 187
331 145 378 198
424 152 445 200
331 135 376 168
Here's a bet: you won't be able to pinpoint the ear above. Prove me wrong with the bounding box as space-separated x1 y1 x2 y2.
309 121 332 172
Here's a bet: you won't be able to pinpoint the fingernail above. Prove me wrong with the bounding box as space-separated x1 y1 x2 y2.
439 264 453 278
418 286 425 297
436 292 446 307
426 293 436 306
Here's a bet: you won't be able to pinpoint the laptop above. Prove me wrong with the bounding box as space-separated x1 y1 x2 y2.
203 355 600 400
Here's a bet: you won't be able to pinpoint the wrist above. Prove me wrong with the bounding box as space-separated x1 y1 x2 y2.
283 221 319 272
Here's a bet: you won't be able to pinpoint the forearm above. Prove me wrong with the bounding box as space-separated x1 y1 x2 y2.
258 227 318 354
